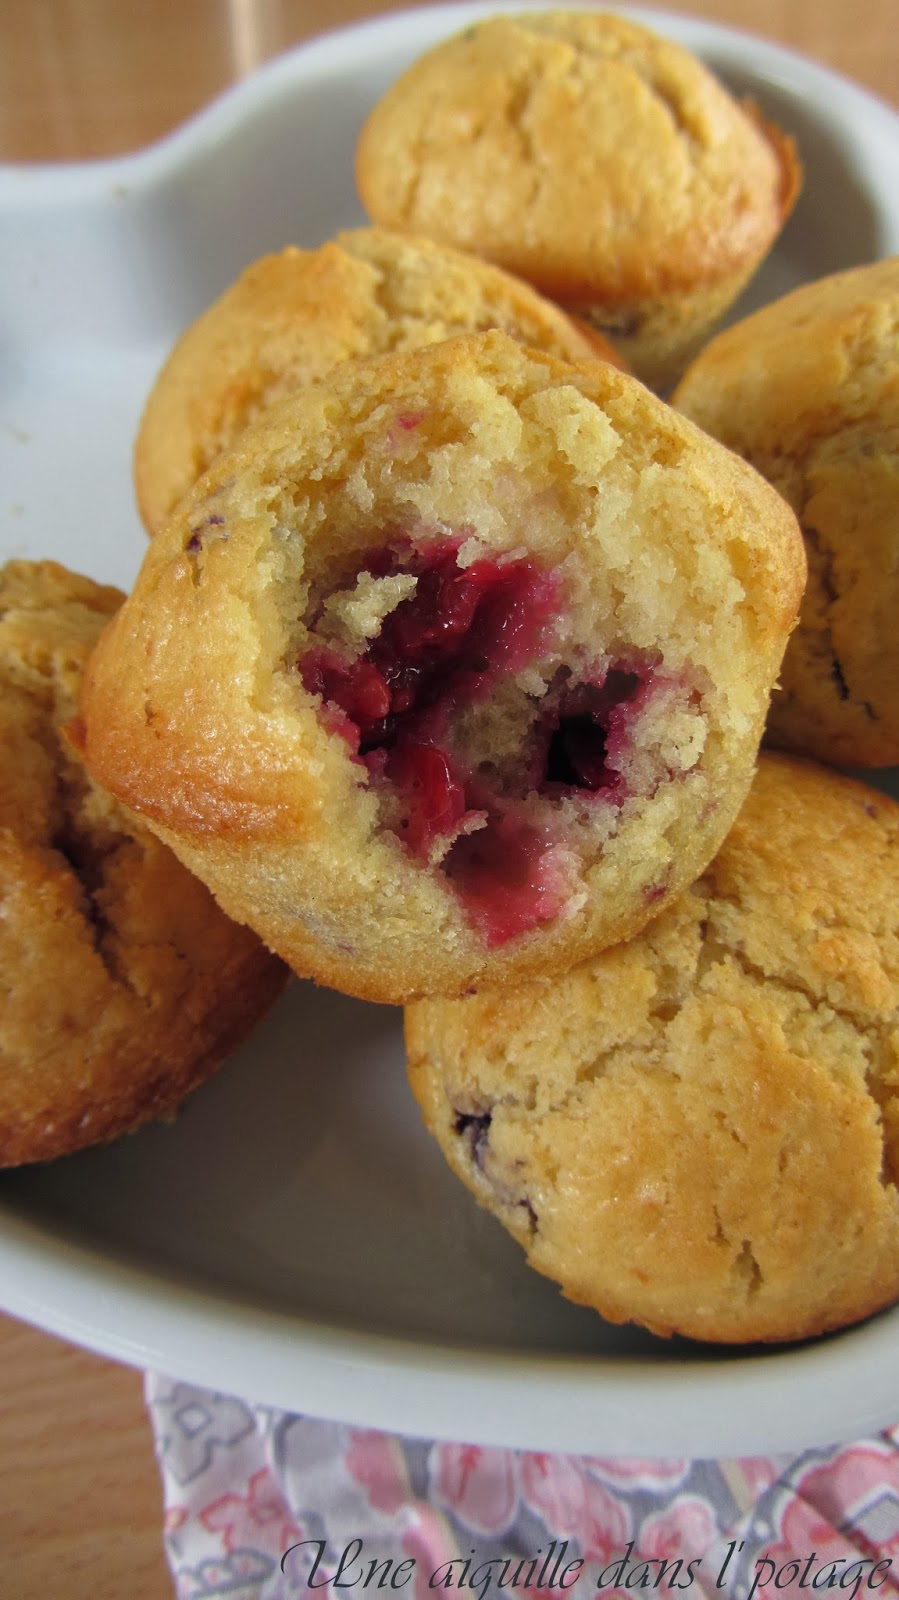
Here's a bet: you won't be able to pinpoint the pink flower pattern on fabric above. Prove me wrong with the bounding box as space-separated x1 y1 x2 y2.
431 1443 520 1535
751 1488 899 1600
345 1430 413 1517
788 1444 899 1561
201 1467 303 1561
639 1496 719 1565
520 1453 631 1561
145 1375 899 1600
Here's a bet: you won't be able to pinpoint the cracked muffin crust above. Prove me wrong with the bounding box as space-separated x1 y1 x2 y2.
76 332 804 1004
134 226 620 536
406 754 899 1345
355 12 801 390
0 560 287 1166
674 257 899 768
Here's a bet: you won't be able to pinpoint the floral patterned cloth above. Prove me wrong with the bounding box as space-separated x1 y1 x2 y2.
145 1377 899 1600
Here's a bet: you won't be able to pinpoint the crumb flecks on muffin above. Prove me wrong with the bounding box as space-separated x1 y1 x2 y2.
406 755 899 1345
134 226 622 536
673 257 899 767
76 332 805 1005
356 12 801 389
0 559 287 1167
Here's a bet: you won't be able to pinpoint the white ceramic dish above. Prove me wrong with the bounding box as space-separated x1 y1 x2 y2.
1 3 898 1458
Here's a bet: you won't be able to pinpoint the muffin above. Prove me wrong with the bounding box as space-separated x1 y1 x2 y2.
674 257 899 767
356 12 801 390
0 559 287 1166
135 226 620 535
75 332 804 1004
406 755 899 1345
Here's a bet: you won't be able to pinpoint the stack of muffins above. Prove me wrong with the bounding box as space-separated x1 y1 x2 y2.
7 11 899 1350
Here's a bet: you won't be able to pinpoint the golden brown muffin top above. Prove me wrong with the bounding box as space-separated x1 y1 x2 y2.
674 257 899 766
356 12 800 304
673 258 899 464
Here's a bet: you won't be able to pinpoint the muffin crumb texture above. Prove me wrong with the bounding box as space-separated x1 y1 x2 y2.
134 226 619 535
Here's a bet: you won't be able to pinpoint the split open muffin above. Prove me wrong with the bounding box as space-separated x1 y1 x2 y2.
76 333 804 1003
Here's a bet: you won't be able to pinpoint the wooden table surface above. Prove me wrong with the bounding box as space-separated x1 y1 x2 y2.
0 2 896 1596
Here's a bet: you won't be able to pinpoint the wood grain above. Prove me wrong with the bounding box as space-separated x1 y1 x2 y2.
0 0 895 162
0 1315 169 1598
0 4 894 1599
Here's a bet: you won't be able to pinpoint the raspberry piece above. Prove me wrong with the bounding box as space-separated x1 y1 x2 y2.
299 540 659 945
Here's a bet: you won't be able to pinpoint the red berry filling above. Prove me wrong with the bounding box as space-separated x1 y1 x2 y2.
443 818 576 947
386 741 469 860
299 539 656 946
301 541 557 754
540 671 643 799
